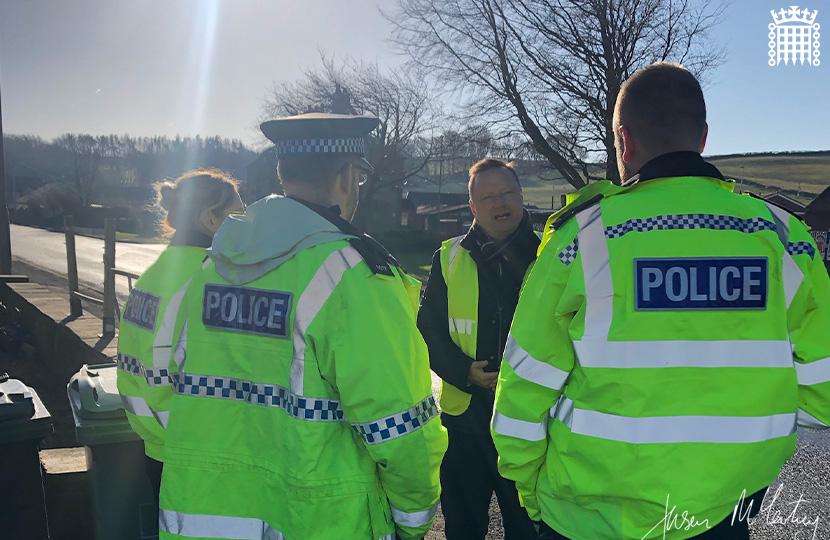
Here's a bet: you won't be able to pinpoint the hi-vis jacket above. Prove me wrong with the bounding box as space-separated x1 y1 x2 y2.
158 196 447 540
435 237 479 416
116 245 206 461
491 152 830 540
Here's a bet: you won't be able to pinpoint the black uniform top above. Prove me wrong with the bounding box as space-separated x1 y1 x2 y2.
418 213 540 433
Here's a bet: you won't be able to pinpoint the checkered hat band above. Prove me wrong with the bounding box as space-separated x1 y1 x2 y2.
117 352 173 387
275 137 365 156
174 372 345 422
604 214 777 239
351 395 439 445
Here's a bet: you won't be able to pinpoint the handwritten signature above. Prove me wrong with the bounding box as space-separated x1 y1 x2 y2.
641 495 710 540
641 484 821 540
732 484 820 539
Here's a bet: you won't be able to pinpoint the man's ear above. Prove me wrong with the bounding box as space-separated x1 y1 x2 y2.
620 125 636 163
699 123 709 154
468 198 477 219
198 209 216 233
336 164 353 197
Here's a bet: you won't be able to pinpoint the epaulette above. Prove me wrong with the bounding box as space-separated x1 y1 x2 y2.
551 194 605 231
348 237 396 276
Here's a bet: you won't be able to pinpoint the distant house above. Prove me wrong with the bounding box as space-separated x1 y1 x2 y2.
763 191 806 217
403 182 469 209
804 186 830 267
409 203 473 239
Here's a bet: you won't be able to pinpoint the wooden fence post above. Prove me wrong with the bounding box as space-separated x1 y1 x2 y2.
102 218 116 335
64 215 82 317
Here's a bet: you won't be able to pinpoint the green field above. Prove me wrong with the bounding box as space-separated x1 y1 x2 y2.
513 151 830 208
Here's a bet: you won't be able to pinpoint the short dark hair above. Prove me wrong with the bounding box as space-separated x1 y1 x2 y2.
277 154 353 190
468 158 520 197
614 62 706 150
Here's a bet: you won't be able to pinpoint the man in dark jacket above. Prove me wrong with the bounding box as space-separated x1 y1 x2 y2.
418 158 539 540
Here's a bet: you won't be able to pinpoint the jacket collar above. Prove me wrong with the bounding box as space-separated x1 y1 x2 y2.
623 151 725 186
170 229 213 248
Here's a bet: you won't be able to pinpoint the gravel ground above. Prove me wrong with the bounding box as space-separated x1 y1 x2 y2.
426 428 830 540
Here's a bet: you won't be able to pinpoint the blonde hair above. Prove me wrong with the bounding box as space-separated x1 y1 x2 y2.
155 168 239 235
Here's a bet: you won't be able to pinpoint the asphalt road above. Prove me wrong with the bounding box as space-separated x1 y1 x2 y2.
10 223 165 308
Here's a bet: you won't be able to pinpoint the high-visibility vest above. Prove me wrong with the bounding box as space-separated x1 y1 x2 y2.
116 246 206 461
159 239 447 540
438 236 479 415
492 175 830 539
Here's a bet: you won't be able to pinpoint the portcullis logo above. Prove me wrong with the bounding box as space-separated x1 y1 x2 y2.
769 6 820 66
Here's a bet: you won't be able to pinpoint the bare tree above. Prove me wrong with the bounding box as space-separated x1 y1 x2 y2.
260 55 436 229
54 134 113 207
386 0 726 185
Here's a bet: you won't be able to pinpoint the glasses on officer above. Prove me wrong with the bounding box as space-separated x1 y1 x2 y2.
352 162 372 187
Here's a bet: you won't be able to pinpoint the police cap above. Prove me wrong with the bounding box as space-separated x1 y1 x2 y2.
260 113 380 170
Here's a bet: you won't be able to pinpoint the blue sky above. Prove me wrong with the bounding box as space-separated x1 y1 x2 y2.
0 0 826 156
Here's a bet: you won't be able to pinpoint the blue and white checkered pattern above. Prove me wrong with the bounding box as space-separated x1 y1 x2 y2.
275 137 365 156
558 238 579 266
605 214 777 239
116 353 173 387
351 395 438 445
174 373 344 422
787 241 816 258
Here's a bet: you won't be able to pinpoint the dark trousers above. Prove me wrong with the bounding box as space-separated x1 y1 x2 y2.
145 455 163 504
538 512 750 540
441 427 537 540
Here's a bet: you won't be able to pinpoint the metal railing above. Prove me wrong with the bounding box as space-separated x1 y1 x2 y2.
64 216 140 336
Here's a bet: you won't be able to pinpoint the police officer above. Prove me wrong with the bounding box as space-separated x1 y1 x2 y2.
418 158 539 539
157 113 448 540
117 169 244 500
492 62 830 540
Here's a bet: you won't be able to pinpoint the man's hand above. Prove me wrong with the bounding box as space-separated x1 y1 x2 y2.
467 360 499 391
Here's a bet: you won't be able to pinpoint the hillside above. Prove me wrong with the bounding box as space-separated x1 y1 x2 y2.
513 151 830 208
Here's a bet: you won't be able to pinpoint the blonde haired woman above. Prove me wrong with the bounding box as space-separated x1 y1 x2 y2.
116 169 244 501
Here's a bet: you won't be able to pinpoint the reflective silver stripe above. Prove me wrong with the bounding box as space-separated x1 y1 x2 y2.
172 320 188 373
796 357 830 386
574 340 794 369
576 205 613 339
447 236 464 276
152 280 192 369
797 409 829 429
504 333 569 390
448 317 474 335
764 202 804 309
491 410 547 441
159 509 394 540
352 395 438 444
120 394 169 428
291 246 363 395
552 397 795 444
391 501 439 528
782 251 804 309
159 509 285 539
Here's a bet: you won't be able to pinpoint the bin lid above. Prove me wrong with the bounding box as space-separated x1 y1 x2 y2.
67 363 140 445
0 374 53 444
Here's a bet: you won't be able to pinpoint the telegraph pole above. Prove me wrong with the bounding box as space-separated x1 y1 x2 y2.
0 81 12 274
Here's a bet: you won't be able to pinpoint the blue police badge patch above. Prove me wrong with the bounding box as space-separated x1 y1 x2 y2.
123 288 162 331
202 284 292 337
634 257 768 311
